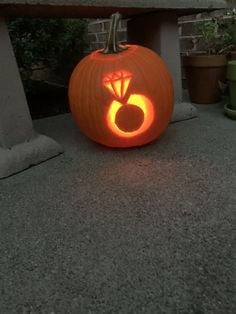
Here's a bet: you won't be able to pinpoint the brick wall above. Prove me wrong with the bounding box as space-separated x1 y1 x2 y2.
87 9 228 54
87 18 127 52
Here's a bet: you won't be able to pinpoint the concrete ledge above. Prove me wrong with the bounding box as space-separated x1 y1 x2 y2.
171 102 197 123
0 133 63 178
0 0 227 9
0 0 228 18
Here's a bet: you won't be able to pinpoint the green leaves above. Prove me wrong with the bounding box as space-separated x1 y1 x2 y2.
195 10 236 55
196 19 225 55
7 18 88 89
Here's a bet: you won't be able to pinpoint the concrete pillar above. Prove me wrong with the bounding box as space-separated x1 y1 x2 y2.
127 12 197 122
0 18 63 178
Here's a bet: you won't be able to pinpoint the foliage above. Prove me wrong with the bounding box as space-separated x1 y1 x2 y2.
7 18 88 90
195 9 236 55
196 19 226 55
220 9 236 51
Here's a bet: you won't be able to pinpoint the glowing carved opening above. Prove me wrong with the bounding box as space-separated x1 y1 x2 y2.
107 95 154 138
104 70 155 138
103 71 132 99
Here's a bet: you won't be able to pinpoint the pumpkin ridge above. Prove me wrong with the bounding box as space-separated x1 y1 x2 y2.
94 60 109 141
86 59 102 138
70 57 91 117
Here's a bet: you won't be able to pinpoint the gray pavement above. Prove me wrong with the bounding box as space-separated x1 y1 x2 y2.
0 103 235 314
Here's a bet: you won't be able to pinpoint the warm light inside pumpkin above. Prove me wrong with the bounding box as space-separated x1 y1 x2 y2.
103 70 132 99
107 95 154 138
104 70 155 138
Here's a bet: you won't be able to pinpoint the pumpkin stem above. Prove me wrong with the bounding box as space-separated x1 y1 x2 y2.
102 12 127 54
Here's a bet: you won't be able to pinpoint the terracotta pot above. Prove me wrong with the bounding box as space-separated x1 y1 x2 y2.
227 51 236 61
183 55 227 104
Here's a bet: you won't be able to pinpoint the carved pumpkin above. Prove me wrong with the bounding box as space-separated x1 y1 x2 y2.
69 13 174 148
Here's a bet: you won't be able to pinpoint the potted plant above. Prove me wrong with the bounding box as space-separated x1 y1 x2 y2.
224 60 236 119
220 9 236 60
183 18 228 104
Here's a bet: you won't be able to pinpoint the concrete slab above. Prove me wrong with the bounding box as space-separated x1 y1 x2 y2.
0 134 63 178
0 103 235 313
0 0 228 17
171 101 197 122
0 18 63 178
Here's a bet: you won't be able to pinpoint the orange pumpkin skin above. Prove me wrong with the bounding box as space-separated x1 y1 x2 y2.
69 45 174 148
